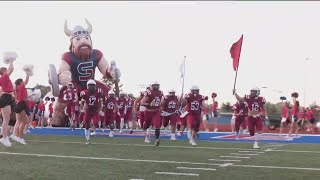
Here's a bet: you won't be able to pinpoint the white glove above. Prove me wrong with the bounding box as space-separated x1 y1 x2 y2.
3 51 18 64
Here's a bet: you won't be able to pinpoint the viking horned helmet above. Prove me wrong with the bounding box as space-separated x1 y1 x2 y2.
64 19 92 40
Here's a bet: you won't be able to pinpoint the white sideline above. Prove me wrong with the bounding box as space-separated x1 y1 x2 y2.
0 151 224 166
1 151 319 171
238 151 264 154
155 172 199 176
230 153 260 156
27 140 320 154
220 156 250 159
26 140 259 151
208 159 241 162
176 167 216 171
232 164 320 171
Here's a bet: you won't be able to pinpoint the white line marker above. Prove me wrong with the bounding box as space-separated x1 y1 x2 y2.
232 164 320 171
268 149 320 154
238 151 264 154
220 163 233 167
27 140 320 154
208 159 241 162
230 153 259 156
0 151 224 166
177 167 216 171
155 172 199 176
129 179 144 180
26 140 260 151
220 156 250 159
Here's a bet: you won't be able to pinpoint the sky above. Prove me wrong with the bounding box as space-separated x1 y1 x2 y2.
0 1 320 106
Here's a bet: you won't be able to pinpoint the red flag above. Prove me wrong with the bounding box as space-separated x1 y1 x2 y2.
230 35 243 71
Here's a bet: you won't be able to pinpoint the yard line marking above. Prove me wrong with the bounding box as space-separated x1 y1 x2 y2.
0 151 224 166
155 172 199 176
220 156 250 159
232 164 320 171
177 167 216 171
238 151 264 154
27 140 259 151
208 159 241 162
220 163 233 167
129 179 144 180
265 149 320 154
230 153 259 156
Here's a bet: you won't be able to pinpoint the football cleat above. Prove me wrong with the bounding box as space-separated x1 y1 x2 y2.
155 139 160 146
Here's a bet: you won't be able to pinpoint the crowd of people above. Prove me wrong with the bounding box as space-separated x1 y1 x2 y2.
1 61 319 149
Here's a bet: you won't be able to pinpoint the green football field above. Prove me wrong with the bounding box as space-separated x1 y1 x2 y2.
0 135 320 180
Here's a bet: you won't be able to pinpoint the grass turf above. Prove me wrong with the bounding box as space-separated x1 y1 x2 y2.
0 135 319 180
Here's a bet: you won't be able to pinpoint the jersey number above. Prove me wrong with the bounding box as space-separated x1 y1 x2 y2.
89 97 96 106
168 101 176 109
107 103 114 109
151 98 161 107
78 62 94 81
191 101 200 111
251 104 260 111
67 93 73 100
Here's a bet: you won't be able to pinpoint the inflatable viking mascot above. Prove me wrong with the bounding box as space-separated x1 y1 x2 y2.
49 19 120 126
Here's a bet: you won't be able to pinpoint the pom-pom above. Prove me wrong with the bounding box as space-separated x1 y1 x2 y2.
23 64 34 76
3 51 18 64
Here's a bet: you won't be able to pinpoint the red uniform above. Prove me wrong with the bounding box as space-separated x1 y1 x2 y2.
307 109 315 124
104 97 117 127
80 89 102 129
232 102 248 132
63 88 77 118
0 73 13 93
282 105 289 118
243 95 266 136
281 105 290 123
162 95 179 127
125 97 134 123
73 102 80 123
212 101 218 117
292 101 299 122
49 103 54 118
38 103 45 116
144 89 163 129
116 96 128 127
0 73 14 109
184 93 206 132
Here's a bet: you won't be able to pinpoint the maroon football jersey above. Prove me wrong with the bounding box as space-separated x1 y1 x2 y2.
244 95 266 112
126 97 134 111
117 97 128 113
232 102 248 116
184 93 205 114
105 97 117 113
163 95 179 113
80 89 102 112
144 89 163 110
63 88 77 102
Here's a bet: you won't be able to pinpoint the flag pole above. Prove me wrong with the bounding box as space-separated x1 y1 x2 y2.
180 56 186 107
232 35 243 95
